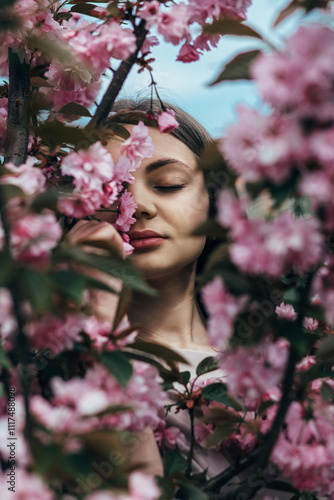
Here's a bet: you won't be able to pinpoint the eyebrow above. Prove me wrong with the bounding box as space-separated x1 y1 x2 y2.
145 158 192 173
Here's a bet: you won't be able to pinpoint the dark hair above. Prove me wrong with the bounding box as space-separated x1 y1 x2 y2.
106 98 227 288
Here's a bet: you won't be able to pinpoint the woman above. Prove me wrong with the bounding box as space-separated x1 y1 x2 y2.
68 100 290 497
68 98 225 469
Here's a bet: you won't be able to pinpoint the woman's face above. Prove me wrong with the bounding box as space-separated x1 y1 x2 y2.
106 126 209 280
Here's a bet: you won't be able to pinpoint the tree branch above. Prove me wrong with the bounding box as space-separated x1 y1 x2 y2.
4 48 30 166
186 407 195 477
89 20 147 129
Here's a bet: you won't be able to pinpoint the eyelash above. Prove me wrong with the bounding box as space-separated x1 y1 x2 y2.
154 185 185 192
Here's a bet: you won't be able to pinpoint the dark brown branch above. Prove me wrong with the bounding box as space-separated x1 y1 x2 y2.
186 407 195 477
4 48 30 166
89 20 148 130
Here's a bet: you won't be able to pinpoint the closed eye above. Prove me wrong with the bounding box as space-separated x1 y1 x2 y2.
154 185 185 192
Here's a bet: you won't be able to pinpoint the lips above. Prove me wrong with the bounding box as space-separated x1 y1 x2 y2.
128 230 167 250
129 230 165 241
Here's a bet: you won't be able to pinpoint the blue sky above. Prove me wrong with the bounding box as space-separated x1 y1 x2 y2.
115 0 299 137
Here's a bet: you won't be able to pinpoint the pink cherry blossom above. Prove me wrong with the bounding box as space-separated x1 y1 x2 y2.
157 4 191 46
176 43 200 63
251 25 334 120
121 121 154 170
0 99 7 151
221 107 304 184
299 171 334 231
60 142 114 191
121 233 135 256
189 0 251 23
275 302 297 321
157 109 179 133
58 188 104 218
303 317 318 331
128 472 160 500
91 22 137 63
141 35 159 56
86 472 160 500
2 157 46 195
312 256 334 323
193 33 219 52
221 337 289 407
10 212 62 266
138 1 161 28
202 276 248 350
271 386 334 495
154 420 187 450
0 288 16 348
113 156 136 186
114 190 137 233
31 361 164 435
216 189 248 239
26 314 84 355
228 212 324 277
47 80 101 117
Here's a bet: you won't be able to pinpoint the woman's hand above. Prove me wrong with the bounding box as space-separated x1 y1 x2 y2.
66 219 125 259
66 220 125 324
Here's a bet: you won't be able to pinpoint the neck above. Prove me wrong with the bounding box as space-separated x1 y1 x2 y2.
129 264 212 351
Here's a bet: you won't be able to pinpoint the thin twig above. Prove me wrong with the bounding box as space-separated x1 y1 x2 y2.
186 407 195 477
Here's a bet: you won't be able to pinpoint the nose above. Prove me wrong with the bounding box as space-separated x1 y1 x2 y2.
128 183 157 220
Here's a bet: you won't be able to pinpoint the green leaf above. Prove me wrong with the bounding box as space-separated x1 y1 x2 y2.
180 371 191 385
277 321 313 359
70 2 96 15
58 102 92 117
101 351 133 388
202 383 242 411
124 351 181 383
0 342 11 370
49 269 117 302
178 483 208 500
321 381 334 402
204 19 263 40
210 50 261 85
205 423 236 448
316 335 334 361
129 340 188 364
156 477 175 500
163 447 187 476
56 246 157 296
268 480 299 493
19 268 52 312
30 76 52 88
36 120 97 150
267 169 300 210
0 184 25 202
31 185 73 211
196 356 219 377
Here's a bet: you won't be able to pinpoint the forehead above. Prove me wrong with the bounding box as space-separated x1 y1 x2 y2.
106 125 197 171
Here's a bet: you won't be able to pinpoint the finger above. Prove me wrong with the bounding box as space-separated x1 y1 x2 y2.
67 221 125 259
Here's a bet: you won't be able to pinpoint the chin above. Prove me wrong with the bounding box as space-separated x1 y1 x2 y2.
130 253 198 282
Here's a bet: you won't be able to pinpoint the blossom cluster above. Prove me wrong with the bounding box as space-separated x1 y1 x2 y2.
0 0 252 128
139 0 252 63
216 189 324 276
